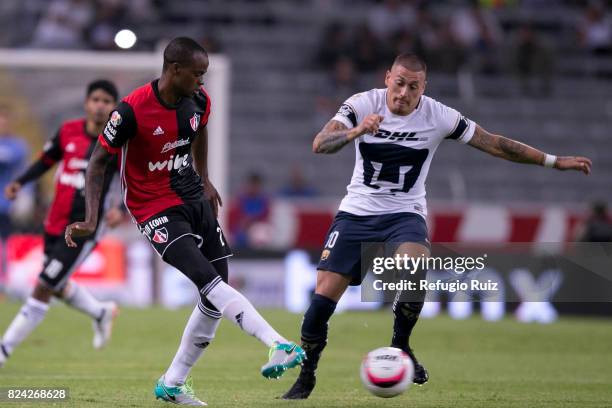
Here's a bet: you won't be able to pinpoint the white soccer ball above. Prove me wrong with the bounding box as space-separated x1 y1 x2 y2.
360 347 414 398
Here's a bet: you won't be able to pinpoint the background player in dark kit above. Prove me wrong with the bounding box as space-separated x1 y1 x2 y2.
64 37 304 406
282 53 592 399
0 80 122 368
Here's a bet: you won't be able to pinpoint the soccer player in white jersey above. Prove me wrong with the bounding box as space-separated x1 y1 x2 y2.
282 53 592 399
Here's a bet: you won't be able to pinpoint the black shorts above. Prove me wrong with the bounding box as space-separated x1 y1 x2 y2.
39 232 96 291
138 200 232 263
317 211 429 286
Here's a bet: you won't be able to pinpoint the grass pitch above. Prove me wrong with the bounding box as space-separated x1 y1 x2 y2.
0 302 611 407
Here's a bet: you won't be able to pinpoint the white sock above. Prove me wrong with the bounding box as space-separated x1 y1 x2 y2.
203 278 286 347
63 282 105 320
1 297 49 355
164 302 221 386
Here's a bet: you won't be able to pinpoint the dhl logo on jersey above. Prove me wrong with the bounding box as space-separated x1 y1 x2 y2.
372 129 419 141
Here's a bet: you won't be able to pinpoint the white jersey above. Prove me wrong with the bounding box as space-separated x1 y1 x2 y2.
332 88 475 217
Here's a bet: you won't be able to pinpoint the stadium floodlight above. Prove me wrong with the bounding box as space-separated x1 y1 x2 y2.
114 29 138 49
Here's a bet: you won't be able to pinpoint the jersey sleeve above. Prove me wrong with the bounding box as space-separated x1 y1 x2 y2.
331 92 372 129
99 101 137 154
439 103 475 144
40 130 63 165
16 133 58 185
196 87 211 129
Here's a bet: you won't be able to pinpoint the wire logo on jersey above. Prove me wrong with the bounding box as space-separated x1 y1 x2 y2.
148 153 189 172
152 227 169 244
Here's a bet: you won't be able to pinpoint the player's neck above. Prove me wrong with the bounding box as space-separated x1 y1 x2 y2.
157 76 181 106
85 120 103 137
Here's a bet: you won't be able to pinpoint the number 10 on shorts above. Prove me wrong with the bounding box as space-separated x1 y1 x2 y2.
325 231 339 248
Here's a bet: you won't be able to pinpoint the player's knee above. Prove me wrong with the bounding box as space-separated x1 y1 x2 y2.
210 258 228 283
55 281 73 299
32 282 54 302
164 239 219 291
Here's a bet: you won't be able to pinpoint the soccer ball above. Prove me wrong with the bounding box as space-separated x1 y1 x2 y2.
360 347 414 398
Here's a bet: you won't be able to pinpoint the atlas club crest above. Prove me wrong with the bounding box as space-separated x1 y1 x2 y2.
152 227 168 244
190 113 200 132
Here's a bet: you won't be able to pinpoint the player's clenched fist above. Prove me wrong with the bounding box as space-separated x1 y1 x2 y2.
4 181 21 200
355 114 384 137
65 221 96 247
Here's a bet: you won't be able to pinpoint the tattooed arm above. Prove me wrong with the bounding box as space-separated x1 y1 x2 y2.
313 114 384 154
468 125 592 174
65 142 113 247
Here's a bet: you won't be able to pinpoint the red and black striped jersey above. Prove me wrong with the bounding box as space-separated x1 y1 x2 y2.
41 118 116 235
99 80 210 223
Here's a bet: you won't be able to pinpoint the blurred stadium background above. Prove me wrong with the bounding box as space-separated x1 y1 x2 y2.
1 1 612 407
1 1 612 324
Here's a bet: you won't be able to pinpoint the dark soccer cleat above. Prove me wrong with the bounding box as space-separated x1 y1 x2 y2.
405 347 429 385
281 370 316 400
413 361 429 385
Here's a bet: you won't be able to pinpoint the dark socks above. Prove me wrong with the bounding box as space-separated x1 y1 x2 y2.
390 300 424 353
300 294 337 373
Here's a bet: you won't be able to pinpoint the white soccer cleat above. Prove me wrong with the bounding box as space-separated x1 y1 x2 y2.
93 302 118 350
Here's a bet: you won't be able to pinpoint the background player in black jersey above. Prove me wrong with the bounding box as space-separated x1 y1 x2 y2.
0 80 123 368
65 38 304 406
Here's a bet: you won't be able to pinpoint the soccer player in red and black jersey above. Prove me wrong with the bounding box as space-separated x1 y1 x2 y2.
64 37 304 406
0 80 123 368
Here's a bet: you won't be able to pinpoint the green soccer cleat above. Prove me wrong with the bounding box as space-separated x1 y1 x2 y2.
261 341 306 379
154 376 207 406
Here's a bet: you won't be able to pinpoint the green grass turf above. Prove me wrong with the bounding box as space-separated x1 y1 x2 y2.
0 302 611 407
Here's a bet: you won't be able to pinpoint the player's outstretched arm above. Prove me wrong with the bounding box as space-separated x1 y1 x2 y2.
468 125 592 174
6 130 63 200
5 157 57 200
65 142 113 247
313 114 383 154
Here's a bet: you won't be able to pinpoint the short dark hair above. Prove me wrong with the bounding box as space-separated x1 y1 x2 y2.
392 53 427 73
163 37 208 71
87 79 118 102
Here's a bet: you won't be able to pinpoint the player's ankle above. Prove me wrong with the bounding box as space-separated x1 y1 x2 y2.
300 365 316 376
0 343 10 358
